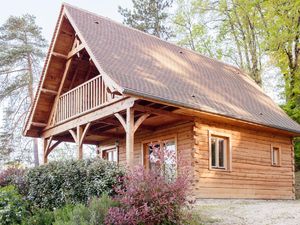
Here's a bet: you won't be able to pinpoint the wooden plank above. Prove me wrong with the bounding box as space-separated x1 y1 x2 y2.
47 58 73 126
31 122 47 127
134 113 150 133
52 51 68 60
67 43 85 59
133 104 194 121
114 113 127 132
42 97 136 138
41 88 58 95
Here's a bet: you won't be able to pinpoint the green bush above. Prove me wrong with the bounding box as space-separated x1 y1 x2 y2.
25 159 124 209
0 185 29 225
53 194 117 225
21 208 54 225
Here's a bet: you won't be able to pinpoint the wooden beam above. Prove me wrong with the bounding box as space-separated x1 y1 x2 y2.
69 129 77 142
52 51 68 60
52 136 99 145
67 43 85 59
134 113 150 133
47 57 73 126
133 104 194 121
41 88 58 95
80 123 91 145
42 97 136 138
31 122 47 127
114 113 127 132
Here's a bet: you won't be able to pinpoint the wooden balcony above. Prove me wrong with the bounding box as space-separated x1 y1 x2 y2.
55 74 119 124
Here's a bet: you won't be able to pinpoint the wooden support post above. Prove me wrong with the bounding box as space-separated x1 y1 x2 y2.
126 108 135 167
43 136 61 164
69 123 91 160
115 108 150 167
43 138 48 164
77 125 83 159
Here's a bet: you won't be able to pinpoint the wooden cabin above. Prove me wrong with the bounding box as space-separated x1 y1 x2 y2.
23 3 300 200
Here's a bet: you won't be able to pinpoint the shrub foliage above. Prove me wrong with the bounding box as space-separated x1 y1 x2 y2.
0 185 29 225
25 159 124 209
105 166 190 225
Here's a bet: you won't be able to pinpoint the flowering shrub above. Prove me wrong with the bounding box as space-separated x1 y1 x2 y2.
105 165 190 225
0 167 26 195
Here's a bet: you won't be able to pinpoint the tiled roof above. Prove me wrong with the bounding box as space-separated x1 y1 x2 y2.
63 4 300 133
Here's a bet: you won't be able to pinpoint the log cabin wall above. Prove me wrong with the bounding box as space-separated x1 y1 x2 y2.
101 121 194 169
193 118 295 200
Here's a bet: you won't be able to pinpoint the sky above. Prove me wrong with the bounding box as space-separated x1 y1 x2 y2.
0 0 132 41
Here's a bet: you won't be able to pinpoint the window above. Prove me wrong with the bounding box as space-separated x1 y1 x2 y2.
209 131 231 171
271 146 281 166
143 138 177 180
101 146 118 163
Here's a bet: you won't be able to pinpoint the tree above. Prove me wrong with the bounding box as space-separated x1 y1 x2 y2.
118 0 174 39
173 0 223 58
173 0 264 86
260 0 300 122
0 14 47 166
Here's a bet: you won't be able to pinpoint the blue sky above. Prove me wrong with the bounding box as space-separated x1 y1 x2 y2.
0 0 132 42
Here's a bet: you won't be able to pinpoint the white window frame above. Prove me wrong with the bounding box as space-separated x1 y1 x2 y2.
271 145 281 167
208 130 232 171
100 145 119 163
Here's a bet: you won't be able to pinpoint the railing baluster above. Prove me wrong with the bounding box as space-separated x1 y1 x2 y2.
54 75 118 123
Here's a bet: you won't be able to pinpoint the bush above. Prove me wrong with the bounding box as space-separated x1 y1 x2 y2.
0 167 26 194
25 159 124 209
21 208 55 225
105 166 190 225
53 194 117 225
0 185 29 225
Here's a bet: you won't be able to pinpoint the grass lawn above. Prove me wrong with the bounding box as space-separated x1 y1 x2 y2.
296 171 300 199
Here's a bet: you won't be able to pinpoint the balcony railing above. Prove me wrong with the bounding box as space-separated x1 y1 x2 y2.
55 74 118 123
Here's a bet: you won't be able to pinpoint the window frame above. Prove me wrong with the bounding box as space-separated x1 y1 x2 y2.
100 145 119 163
141 134 178 173
208 130 232 171
271 145 281 167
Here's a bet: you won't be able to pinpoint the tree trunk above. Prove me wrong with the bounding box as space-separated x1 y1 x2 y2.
27 52 39 166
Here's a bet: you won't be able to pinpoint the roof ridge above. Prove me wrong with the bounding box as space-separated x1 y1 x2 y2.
62 3 245 76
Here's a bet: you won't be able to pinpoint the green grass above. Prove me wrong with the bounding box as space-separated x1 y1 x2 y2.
296 171 300 199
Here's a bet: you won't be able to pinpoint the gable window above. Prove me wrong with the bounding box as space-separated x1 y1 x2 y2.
209 131 231 171
143 138 177 180
271 146 281 166
101 146 118 163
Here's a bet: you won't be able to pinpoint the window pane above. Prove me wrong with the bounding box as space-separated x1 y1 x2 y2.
113 150 118 162
211 138 216 167
149 143 160 171
108 151 113 161
219 139 224 168
273 148 279 165
163 140 177 181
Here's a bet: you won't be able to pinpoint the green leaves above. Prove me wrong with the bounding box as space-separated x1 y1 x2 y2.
118 0 174 39
0 185 29 225
25 159 124 210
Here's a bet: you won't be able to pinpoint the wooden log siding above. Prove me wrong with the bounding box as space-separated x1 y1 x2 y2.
192 118 295 200
100 122 194 168
55 74 115 123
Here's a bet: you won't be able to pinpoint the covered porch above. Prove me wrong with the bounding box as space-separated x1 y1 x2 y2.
41 91 194 166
